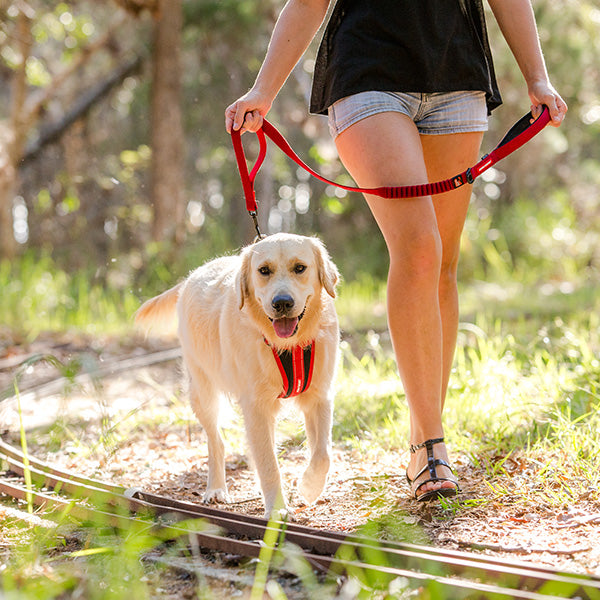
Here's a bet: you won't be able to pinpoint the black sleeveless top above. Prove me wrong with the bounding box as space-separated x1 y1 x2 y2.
310 0 501 115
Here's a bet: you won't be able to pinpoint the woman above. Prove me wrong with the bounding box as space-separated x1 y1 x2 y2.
225 0 567 501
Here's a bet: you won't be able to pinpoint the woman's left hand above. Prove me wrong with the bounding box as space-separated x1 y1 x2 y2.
529 80 568 127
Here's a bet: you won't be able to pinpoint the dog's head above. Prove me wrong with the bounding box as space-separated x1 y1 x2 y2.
236 233 339 342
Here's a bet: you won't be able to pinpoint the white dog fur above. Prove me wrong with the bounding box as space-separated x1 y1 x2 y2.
135 233 339 517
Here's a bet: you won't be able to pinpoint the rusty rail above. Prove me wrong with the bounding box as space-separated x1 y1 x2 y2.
3 348 600 598
2 438 600 600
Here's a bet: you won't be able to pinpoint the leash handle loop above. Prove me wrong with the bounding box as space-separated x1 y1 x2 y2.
467 106 551 182
231 126 268 215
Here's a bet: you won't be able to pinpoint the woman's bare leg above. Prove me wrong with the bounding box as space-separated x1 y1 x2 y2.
335 112 483 497
422 131 484 404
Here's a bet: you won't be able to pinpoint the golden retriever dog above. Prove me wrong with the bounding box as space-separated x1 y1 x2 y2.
135 233 339 517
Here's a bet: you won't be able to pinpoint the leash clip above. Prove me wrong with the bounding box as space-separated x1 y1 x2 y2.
465 167 475 185
250 211 264 240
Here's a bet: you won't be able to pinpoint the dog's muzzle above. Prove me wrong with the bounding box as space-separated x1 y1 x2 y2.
269 295 305 338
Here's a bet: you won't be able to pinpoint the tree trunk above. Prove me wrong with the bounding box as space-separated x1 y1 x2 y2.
150 0 185 245
0 123 17 259
0 10 32 260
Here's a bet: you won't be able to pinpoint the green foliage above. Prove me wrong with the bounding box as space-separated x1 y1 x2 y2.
449 313 599 457
334 336 408 451
1 2 600 596
336 274 387 333
2 0 599 290
0 236 242 339
0 500 216 600
1 277 599 597
462 185 600 286
0 252 139 338
1 1 105 79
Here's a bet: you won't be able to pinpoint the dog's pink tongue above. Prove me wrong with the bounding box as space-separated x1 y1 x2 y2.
273 317 299 338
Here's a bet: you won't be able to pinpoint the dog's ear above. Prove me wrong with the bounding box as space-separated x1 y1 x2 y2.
236 247 252 309
312 238 339 298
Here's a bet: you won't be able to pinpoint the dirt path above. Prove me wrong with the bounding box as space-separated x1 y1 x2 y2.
2 336 599 595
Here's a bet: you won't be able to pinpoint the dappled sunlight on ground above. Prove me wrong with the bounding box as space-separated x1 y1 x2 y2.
2 337 599 582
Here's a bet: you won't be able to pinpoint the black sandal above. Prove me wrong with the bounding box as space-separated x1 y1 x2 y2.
405 437 460 502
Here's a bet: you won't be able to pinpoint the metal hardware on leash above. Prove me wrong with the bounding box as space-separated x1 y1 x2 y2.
250 211 264 240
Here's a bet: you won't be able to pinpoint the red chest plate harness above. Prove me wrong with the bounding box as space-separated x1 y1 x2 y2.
267 340 315 399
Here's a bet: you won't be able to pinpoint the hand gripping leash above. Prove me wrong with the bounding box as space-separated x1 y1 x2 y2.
231 106 551 237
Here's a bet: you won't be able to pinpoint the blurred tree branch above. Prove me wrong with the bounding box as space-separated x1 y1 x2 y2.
0 4 130 259
22 12 127 132
22 53 144 164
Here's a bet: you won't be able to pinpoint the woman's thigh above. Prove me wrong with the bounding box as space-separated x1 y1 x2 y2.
334 112 484 263
334 111 439 254
421 131 484 272
330 89 487 259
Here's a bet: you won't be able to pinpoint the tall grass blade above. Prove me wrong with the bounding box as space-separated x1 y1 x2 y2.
250 517 285 600
14 380 33 514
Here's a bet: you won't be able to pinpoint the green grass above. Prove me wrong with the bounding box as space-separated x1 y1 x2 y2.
333 312 599 448
0 253 141 339
1 250 599 598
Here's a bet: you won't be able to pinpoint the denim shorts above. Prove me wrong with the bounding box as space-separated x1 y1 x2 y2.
327 90 488 139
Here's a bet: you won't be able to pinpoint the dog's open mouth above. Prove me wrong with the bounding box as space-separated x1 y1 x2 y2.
271 309 305 339
272 317 298 338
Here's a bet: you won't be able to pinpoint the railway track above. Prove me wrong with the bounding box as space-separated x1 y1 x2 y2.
2 349 600 599
2 439 600 599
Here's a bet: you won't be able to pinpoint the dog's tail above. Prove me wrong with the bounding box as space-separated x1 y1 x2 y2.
134 282 183 335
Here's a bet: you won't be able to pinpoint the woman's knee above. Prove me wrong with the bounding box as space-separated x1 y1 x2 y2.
387 227 442 283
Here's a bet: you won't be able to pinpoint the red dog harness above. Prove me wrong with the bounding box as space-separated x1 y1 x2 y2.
267 340 315 399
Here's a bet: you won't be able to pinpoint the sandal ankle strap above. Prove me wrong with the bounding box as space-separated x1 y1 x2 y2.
409 437 445 454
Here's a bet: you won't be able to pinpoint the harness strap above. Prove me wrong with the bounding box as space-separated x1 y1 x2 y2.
231 106 551 225
268 341 315 399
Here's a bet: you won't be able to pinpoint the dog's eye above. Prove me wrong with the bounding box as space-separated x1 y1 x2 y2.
293 264 307 274
258 266 271 276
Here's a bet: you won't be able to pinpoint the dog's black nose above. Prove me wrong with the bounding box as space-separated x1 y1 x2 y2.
272 294 294 314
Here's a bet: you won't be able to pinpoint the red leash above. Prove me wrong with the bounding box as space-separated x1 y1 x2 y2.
231 106 551 237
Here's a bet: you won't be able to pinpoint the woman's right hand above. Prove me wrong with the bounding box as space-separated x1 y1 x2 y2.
224 0 330 135
225 89 272 134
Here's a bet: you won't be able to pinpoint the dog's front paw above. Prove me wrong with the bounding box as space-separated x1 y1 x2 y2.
203 488 230 504
263 489 291 521
265 505 294 522
299 461 329 504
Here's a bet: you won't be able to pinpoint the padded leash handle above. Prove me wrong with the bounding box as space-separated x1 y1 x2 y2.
231 106 551 230
465 105 551 184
